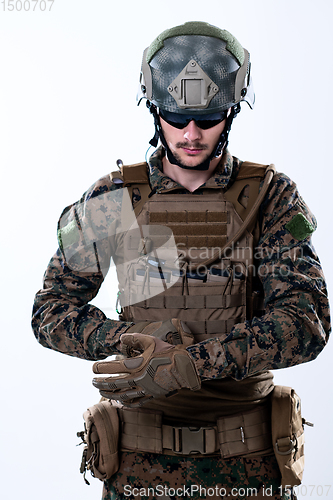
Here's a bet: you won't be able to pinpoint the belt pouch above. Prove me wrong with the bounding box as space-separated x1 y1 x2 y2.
119 407 163 453
271 385 308 487
217 406 272 458
78 400 120 482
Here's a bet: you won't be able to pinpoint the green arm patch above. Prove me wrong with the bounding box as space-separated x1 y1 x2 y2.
57 220 80 250
285 212 315 241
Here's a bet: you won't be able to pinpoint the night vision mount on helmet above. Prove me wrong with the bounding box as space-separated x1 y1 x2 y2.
137 21 255 171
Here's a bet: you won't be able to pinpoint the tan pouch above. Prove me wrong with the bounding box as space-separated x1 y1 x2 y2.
217 405 272 458
77 400 120 484
271 385 313 488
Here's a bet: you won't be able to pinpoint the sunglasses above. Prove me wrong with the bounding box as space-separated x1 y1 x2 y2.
159 109 228 130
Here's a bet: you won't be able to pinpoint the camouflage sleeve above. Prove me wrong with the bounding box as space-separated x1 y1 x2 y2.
31 174 133 360
187 173 331 380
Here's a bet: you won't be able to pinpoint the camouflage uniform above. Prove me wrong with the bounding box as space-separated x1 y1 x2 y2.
32 147 330 500
102 452 291 499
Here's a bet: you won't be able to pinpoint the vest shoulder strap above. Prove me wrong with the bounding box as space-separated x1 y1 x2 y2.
111 162 151 221
236 161 270 180
110 161 149 186
224 162 276 224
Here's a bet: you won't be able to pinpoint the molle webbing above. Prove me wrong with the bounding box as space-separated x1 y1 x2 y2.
111 160 275 236
118 404 272 458
114 160 275 419
149 209 228 249
118 161 275 270
117 160 275 340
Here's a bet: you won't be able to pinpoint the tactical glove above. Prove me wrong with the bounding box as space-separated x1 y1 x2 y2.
124 318 195 349
92 333 201 407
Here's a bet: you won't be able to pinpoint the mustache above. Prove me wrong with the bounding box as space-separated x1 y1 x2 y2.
175 141 209 150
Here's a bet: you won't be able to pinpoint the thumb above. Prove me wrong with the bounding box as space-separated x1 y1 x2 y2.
121 332 155 351
152 336 175 354
122 333 173 354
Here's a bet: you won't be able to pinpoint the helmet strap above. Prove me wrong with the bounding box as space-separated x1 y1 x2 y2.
212 103 240 158
147 102 239 171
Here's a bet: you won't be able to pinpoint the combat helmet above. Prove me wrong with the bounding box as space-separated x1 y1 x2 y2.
137 21 254 170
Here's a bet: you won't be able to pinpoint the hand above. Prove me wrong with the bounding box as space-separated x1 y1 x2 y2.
125 318 195 350
92 333 201 407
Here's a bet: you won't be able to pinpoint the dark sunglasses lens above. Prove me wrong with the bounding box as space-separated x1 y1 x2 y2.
159 110 190 129
196 115 227 129
159 110 227 129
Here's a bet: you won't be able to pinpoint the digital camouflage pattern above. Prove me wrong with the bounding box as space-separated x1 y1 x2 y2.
187 154 330 381
32 147 330 371
32 147 329 499
102 451 294 499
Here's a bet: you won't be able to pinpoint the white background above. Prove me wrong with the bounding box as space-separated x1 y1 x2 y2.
1 1 332 499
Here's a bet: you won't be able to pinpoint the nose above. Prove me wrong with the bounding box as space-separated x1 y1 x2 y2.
183 120 202 142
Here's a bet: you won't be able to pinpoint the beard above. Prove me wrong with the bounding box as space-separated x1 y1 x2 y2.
170 141 210 168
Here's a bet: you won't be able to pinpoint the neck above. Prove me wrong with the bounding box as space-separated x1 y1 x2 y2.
162 154 222 192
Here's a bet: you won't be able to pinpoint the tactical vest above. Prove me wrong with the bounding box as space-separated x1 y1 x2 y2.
111 159 276 423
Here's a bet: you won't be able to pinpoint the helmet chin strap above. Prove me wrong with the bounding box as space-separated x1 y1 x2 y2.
148 103 239 171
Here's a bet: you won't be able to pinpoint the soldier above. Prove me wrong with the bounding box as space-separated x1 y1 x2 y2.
32 21 330 500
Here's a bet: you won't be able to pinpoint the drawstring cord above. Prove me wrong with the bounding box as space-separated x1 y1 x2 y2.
222 266 233 295
181 262 189 296
140 256 151 296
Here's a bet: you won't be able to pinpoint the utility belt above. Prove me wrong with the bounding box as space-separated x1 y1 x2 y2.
77 386 311 488
118 405 272 458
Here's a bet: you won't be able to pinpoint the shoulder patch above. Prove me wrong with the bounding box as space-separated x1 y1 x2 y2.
285 212 315 241
58 220 80 250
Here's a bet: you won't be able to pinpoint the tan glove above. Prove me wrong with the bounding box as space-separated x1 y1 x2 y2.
92 333 201 407
124 318 195 350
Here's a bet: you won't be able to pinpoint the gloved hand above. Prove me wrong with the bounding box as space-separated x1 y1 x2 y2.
124 318 195 350
92 333 201 407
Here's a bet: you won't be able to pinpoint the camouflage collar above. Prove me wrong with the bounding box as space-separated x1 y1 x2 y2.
148 146 238 193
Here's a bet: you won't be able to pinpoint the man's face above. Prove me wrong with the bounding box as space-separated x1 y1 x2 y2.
159 115 226 169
